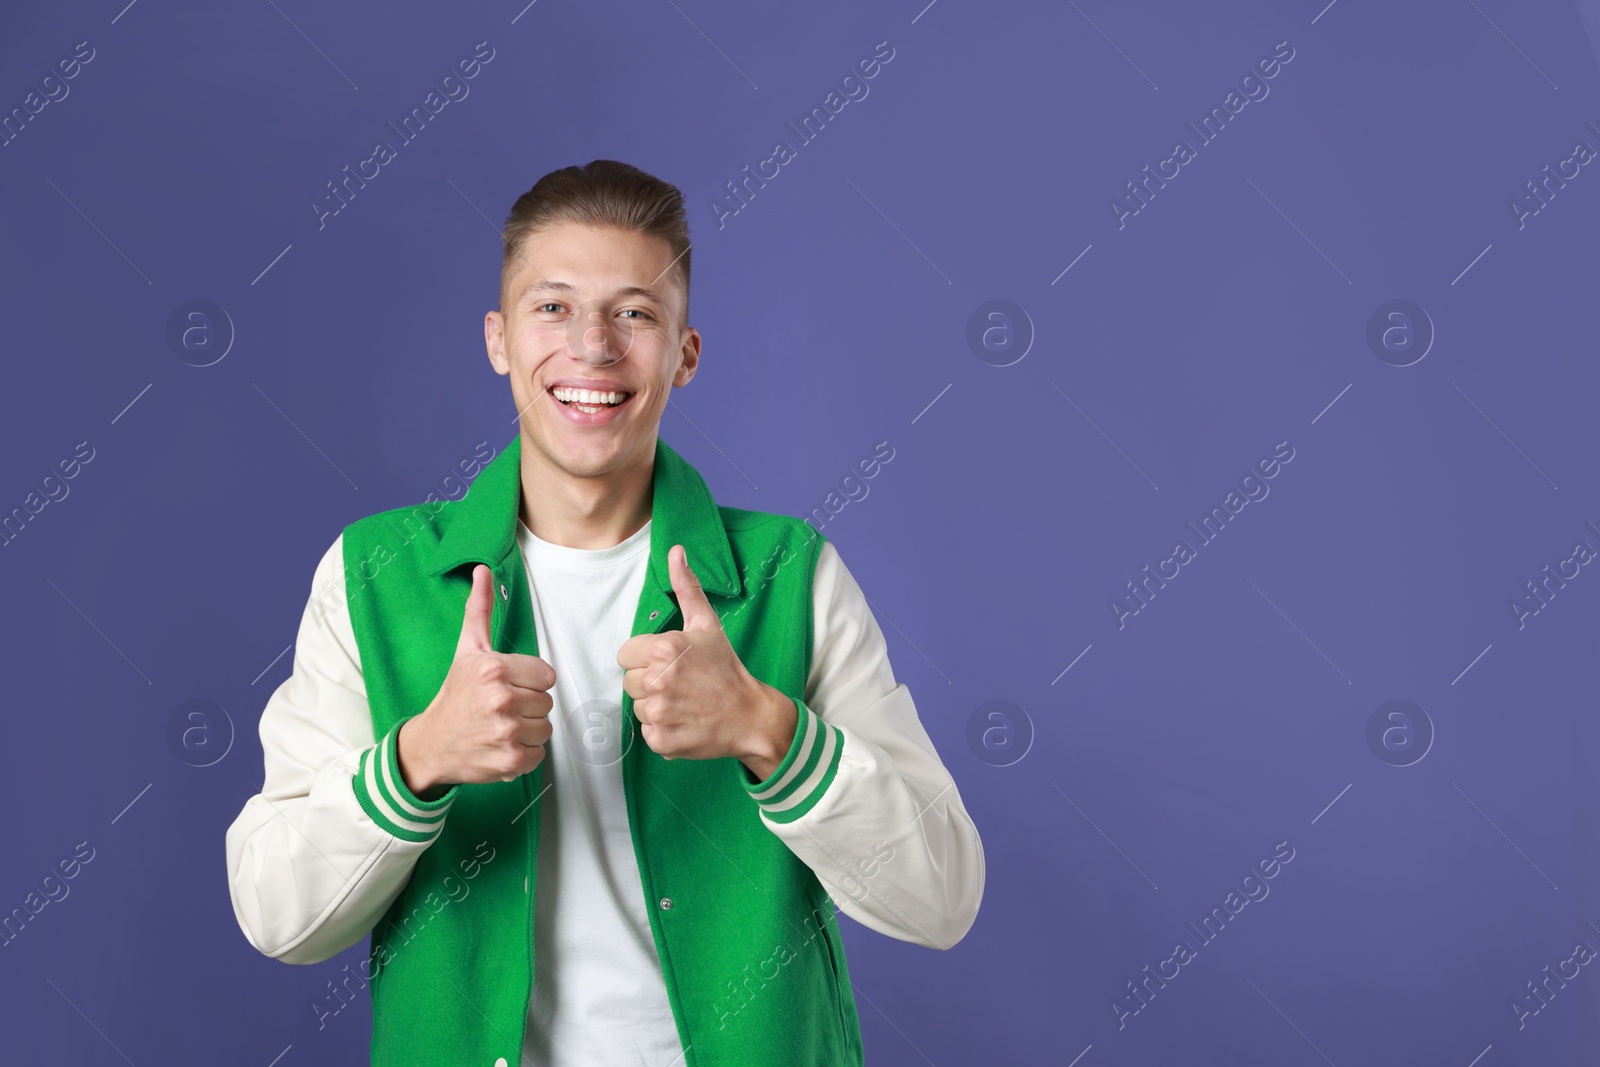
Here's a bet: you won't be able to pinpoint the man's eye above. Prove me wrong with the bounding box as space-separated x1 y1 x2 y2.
620 309 650 320
537 303 564 314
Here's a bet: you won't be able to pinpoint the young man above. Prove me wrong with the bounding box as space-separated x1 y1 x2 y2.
225 160 985 1067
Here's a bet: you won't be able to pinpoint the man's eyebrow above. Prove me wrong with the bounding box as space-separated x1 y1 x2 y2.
613 286 667 308
518 279 575 302
518 280 668 308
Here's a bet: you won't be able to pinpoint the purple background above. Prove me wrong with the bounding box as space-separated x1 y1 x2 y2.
3 0 1599 1063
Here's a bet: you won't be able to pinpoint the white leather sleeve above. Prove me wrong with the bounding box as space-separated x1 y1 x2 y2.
741 539 986 949
223 534 458 965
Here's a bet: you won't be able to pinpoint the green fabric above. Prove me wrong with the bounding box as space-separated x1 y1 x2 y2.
742 698 846 824
351 719 455 842
341 432 863 1067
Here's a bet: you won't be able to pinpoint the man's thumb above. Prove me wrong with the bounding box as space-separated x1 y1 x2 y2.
668 544 720 632
457 564 495 653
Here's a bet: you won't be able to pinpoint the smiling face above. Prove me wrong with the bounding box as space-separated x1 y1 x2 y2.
485 220 699 481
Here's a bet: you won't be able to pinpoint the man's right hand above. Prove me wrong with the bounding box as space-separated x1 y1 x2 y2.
397 564 555 799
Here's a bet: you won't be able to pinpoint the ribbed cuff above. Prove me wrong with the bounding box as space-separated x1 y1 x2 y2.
352 718 459 843
742 697 843 824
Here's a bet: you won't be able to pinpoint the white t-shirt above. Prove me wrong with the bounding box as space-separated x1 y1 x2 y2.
516 516 687 1065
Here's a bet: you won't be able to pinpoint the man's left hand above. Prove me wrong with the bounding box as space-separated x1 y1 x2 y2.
618 544 796 780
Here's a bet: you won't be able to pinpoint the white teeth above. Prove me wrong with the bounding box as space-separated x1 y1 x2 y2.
551 386 628 406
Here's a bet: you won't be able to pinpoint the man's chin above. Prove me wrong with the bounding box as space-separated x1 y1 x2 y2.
527 425 640 478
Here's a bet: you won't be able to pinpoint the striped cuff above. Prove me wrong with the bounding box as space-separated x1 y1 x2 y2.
351 718 459 843
743 697 844 824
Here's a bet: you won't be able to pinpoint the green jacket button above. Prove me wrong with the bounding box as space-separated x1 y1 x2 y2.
659 897 673 910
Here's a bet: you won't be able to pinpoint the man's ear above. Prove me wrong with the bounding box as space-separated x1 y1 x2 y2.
674 326 701 387
485 310 510 376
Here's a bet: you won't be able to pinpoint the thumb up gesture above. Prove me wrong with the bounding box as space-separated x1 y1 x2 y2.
617 544 796 777
396 565 557 798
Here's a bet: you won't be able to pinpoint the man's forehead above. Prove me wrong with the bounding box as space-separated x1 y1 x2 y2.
514 277 676 308
504 224 686 314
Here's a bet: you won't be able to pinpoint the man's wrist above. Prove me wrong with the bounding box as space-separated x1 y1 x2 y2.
397 715 450 802
740 682 799 782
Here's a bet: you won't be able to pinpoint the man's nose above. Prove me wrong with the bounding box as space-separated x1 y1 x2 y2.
570 308 628 366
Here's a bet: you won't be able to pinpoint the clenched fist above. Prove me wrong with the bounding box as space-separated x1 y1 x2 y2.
617 544 797 780
397 564 556 798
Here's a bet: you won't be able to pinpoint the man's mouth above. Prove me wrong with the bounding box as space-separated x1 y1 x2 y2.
548 385 634 414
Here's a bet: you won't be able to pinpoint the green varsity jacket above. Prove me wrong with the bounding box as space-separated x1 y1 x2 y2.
340 431 863 1067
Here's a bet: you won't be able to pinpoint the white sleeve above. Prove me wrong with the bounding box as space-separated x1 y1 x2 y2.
224 533 464 965
740 539 986 949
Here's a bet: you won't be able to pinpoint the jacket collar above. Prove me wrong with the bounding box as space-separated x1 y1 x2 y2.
423 432 743 599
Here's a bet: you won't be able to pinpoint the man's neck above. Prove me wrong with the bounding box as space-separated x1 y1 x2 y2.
517 436 655 550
